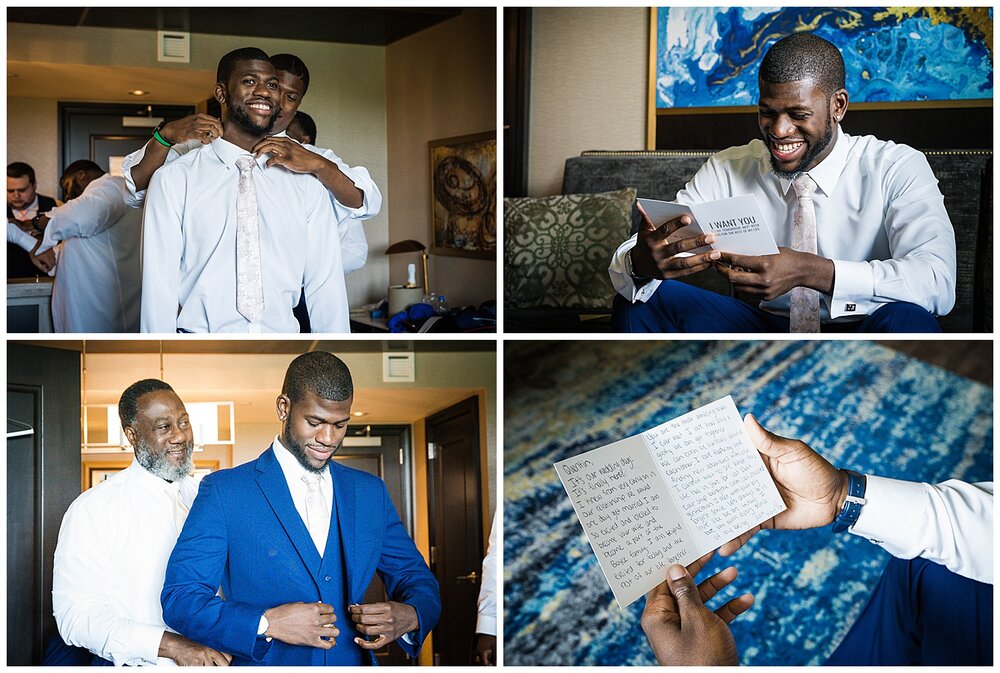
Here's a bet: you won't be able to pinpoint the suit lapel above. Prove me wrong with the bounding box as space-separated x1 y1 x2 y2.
326 461 359 596
254 445 323 575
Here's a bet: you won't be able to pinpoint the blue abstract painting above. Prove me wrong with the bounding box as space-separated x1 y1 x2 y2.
655 7 994 108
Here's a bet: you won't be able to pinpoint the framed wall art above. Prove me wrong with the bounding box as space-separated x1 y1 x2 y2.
650 7 993 114
429 131 497 259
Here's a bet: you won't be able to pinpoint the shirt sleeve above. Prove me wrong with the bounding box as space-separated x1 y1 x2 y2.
7 221 37 251
52 500 165 666
849 477 992 584
339 219 368 274
38 177 129 254
828 151 957 318
475 512 498 635
139 168 184 333
608 154 728 303
122 141 191 208
302 181 351 332
310 145 382 221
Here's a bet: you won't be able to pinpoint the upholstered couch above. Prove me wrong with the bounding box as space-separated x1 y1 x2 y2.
504 149 992 333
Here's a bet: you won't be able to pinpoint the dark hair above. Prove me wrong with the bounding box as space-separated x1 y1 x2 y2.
759 33 846 96
7 162 36 185
119 379 175 427
282 352 353 403
217 47 272 85
270 53 310 97
288 111 318 145
61 159 104 179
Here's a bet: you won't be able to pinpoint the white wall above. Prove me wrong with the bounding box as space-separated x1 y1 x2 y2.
528 8 649 196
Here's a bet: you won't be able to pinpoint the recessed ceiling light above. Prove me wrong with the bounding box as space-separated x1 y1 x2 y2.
127 89 150 96
352 411 367 417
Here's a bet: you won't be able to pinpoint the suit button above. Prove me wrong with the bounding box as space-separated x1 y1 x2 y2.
324 576 332 581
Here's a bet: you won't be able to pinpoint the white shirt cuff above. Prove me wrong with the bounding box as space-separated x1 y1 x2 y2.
609 235 662 303
476 614 497 636
829 259 876 318
119 623 166 666
848 475 925 551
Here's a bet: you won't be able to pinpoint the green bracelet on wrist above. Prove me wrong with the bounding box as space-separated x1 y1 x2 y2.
152 121 175 148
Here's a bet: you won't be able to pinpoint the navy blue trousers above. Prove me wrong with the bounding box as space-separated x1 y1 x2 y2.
826 557 993 666
612 280 942 333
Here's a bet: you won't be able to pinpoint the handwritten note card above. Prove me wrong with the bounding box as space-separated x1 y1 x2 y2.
554 396 786 608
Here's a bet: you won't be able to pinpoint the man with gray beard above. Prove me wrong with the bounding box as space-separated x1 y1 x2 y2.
50 379 230 666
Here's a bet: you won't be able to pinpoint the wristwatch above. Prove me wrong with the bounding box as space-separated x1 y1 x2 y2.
152 120 175 148
832 469 867 533
624 249 650 284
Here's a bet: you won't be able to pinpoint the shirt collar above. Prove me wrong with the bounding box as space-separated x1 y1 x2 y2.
208 137 269 171
12 195 39 217
775 125 849 197
272 435 331 483
127 457 179 494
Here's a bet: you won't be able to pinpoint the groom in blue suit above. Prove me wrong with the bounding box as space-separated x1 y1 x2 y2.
161 352 440 665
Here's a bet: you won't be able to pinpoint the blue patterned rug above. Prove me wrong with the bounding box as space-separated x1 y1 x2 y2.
503 341 992 666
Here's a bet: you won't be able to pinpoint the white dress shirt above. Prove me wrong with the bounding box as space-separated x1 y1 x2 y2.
140 137 350 333
476 511 498 636
8 221 38 251
609 128 957 321
52 460 199 666
850 477 992 584
272 436 333 554
121 134 378 274
37 175 142 332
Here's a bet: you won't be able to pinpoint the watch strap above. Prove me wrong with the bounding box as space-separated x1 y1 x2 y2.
832 469 867 533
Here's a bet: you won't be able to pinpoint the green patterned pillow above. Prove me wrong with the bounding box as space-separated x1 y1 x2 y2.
504 188 636 309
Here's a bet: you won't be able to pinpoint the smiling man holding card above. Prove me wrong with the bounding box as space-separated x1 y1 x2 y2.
609 33 956 334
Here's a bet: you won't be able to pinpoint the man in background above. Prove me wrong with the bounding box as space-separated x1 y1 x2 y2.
32 160 141 332
52 379 230 665
7 161 58 277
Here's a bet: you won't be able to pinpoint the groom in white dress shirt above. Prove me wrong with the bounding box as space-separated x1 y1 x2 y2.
140 47 350 333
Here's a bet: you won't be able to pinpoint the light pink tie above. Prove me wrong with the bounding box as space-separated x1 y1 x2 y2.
235 156 264 322
790 174 821 333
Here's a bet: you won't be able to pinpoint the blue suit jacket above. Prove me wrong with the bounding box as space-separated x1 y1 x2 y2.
161 446 440 665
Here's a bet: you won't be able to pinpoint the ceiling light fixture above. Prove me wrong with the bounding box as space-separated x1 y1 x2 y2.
127 89 150 96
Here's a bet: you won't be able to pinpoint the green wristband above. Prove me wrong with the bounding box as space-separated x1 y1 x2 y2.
152 128 174 148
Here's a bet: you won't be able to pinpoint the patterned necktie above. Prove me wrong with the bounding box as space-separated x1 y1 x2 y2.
790 174 821 333
301 473 329 556
235 156 264 322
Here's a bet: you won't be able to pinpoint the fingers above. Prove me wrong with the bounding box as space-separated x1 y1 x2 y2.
717 525 763 557
665 564 706 617
660 251 720 279
697 565 737 604
664 231 716 257
653 214 693 241
714 263 762 287
636 202 656 232
715 593 755 624
716 252 756 269
354 633 390 650
743 414 778 456
685 549 716 579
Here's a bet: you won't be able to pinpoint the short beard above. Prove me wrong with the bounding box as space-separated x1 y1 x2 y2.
135 437 194 482
229 98 279 136
283 431 335 474
769 112 835 179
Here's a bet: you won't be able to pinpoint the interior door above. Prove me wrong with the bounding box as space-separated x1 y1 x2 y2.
59 102 196 176
7 344 82 664
426 396 484 665
333 425 414 665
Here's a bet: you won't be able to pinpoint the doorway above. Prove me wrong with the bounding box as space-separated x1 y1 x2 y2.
426 396 484 665
59 102 196 179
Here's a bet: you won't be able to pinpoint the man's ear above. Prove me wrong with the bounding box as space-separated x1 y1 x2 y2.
214 82 227 107
276 395 290 422
831 88 849 123
122 425 137 448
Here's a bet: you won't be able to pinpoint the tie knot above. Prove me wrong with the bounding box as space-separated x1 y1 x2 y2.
792 173 816 198
301 473 323 491
236 155 255 172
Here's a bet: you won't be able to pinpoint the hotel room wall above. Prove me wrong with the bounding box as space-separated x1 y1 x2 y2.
385 9 497 309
